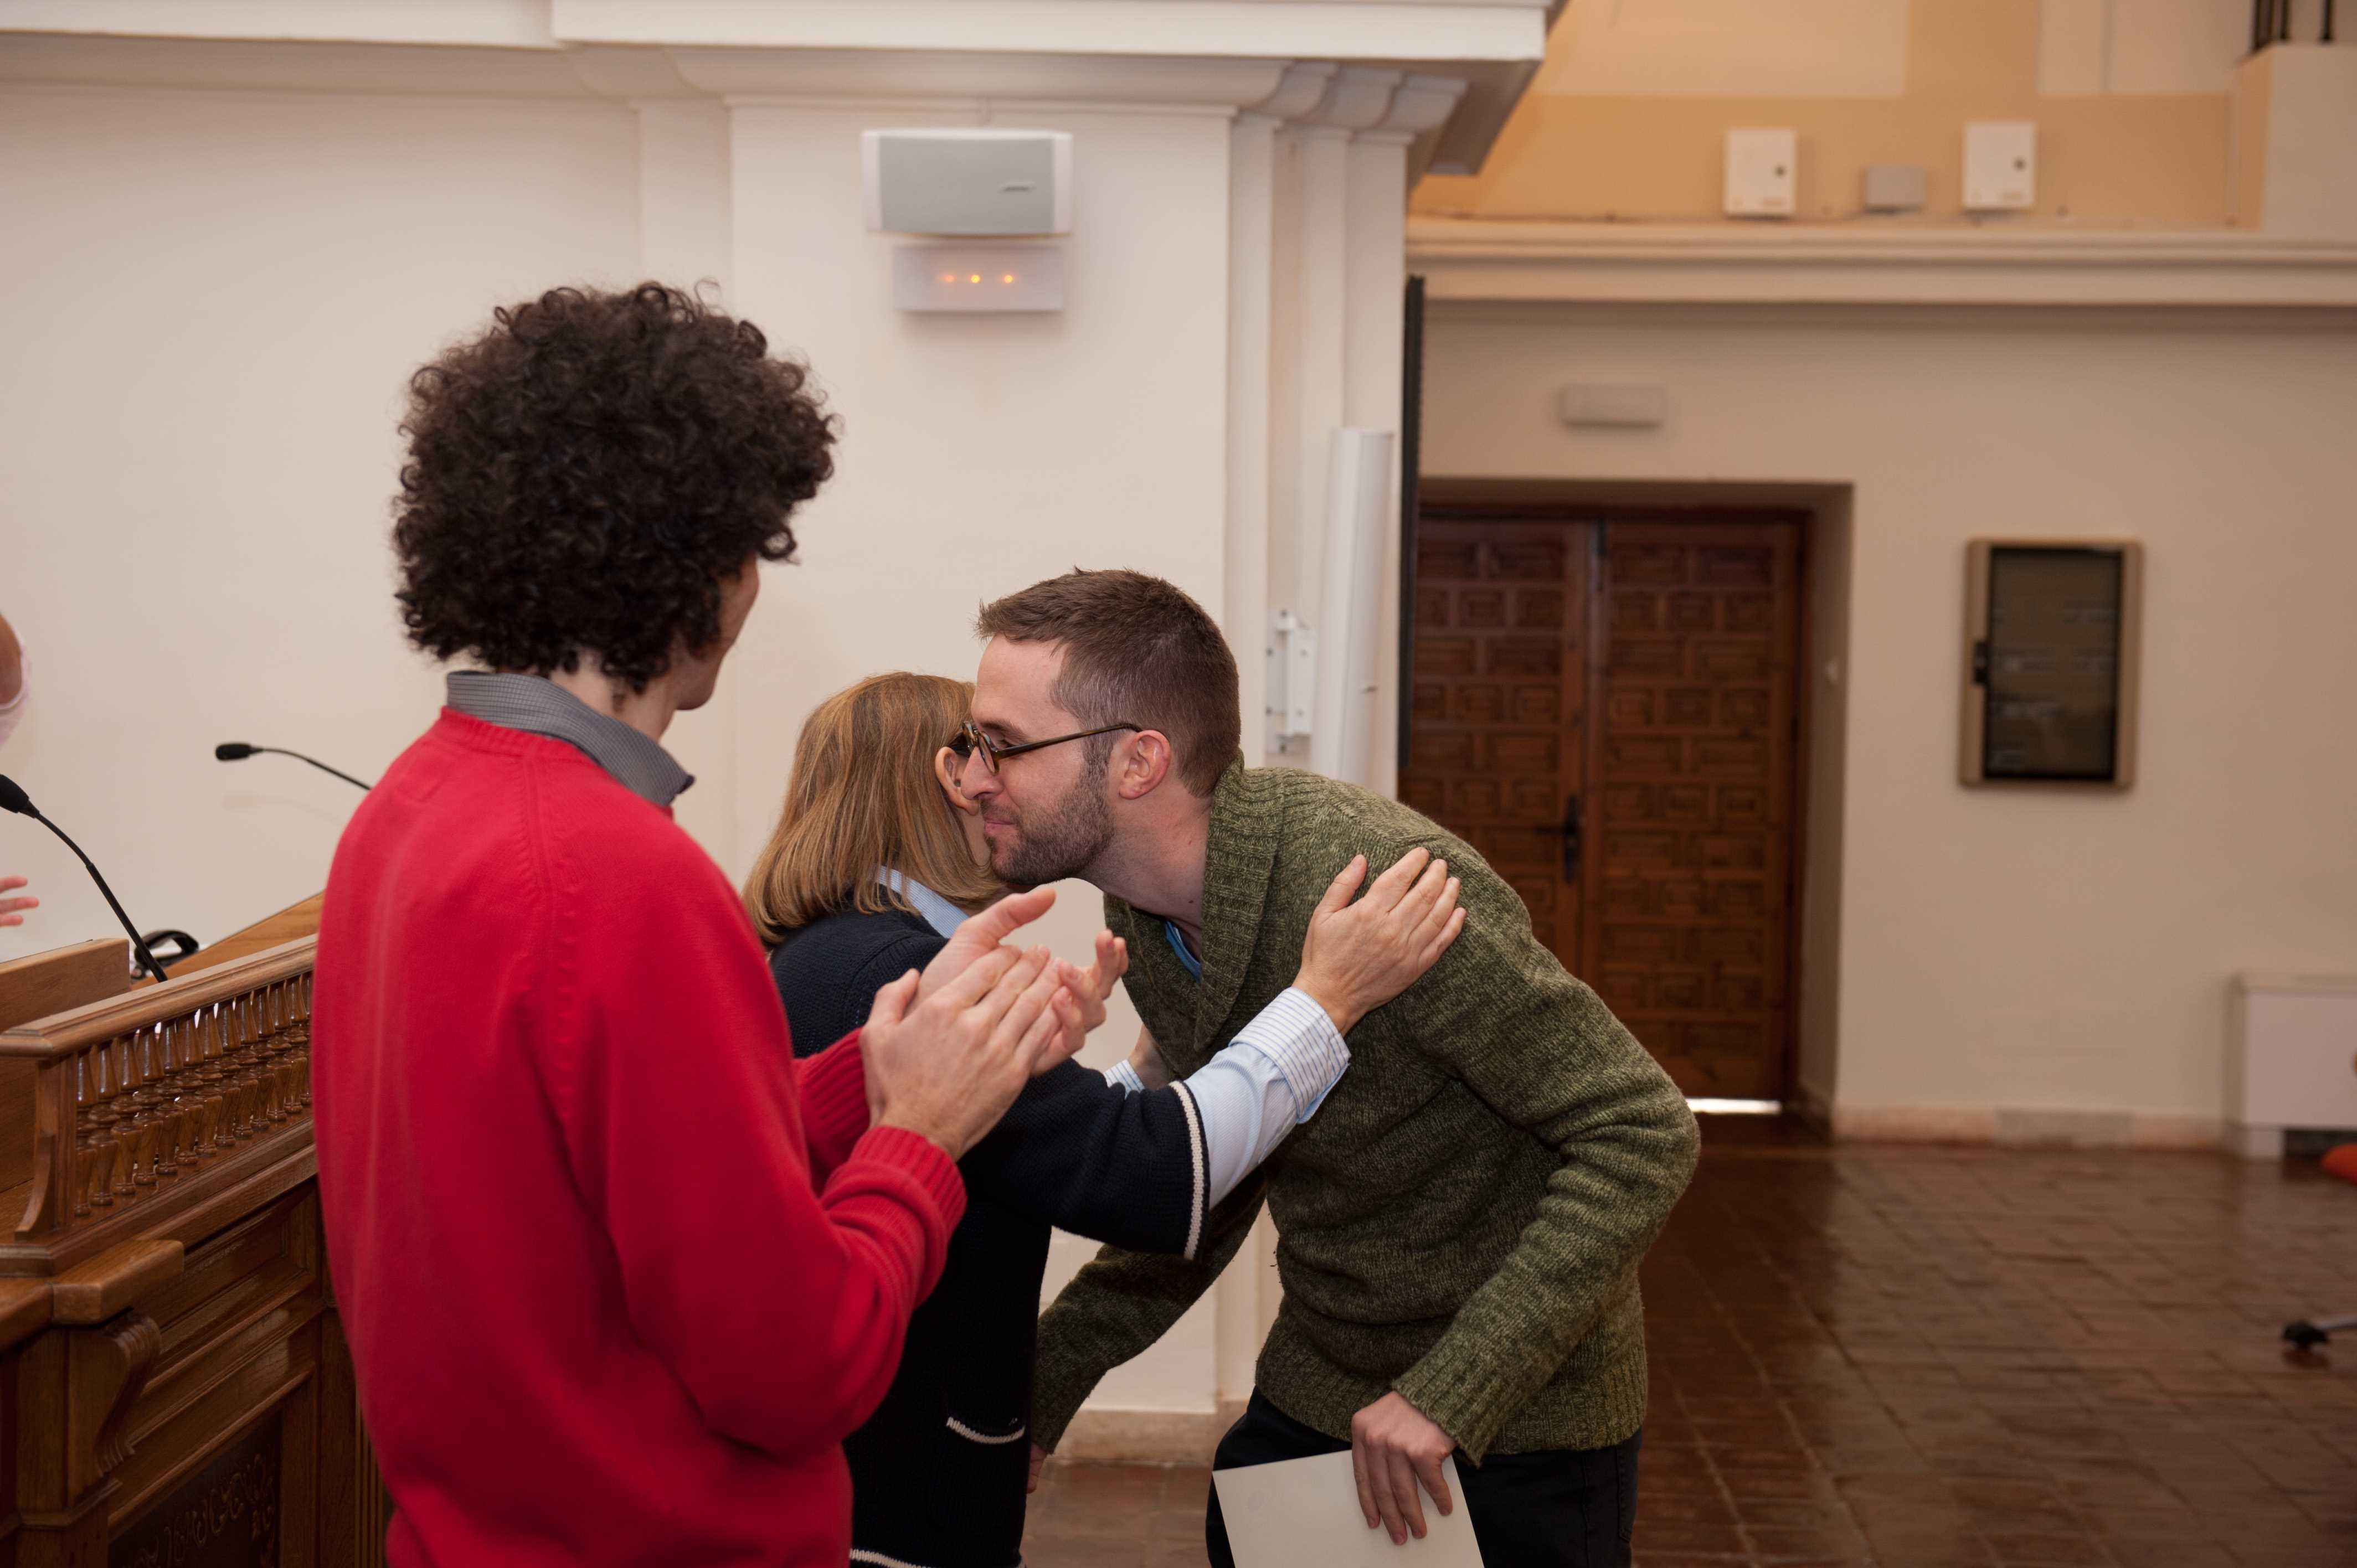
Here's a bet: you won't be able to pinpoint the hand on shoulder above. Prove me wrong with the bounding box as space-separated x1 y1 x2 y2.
1290 847 1465 1035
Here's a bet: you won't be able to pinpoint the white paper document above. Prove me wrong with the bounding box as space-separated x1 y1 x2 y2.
1212 1450 1486 1567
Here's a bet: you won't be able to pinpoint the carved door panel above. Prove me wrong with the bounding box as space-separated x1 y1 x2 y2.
1398 520 1591 972
1403 512 1804 1101
1583 520 1802 1101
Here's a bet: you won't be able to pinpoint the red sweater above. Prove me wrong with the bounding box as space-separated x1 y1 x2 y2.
312 711 965 1566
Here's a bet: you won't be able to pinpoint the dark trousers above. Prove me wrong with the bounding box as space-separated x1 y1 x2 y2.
1205 1392 1640 1568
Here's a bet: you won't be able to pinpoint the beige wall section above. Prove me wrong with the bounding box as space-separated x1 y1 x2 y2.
719 98 1237 1420
1416 0 2240 226
0 82 640 958
2235 44 2357 239
2234 47 2273 228
1421 302 2357 1134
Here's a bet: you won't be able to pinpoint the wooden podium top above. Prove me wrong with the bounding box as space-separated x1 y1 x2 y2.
158 893 325 979
0 890 325 1029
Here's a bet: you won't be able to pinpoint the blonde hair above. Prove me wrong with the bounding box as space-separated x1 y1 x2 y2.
743 672 1003 946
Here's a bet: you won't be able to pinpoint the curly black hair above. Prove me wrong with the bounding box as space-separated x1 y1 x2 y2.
393 283 836 691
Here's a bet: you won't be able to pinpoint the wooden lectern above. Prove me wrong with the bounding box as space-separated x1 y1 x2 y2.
0 897 388 1568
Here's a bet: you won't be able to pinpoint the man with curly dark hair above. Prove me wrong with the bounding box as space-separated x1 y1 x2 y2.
312 284 1119 1568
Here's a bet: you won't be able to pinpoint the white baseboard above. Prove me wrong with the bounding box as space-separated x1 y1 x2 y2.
1830 1103 2222 1150
1054 1400 1247 1464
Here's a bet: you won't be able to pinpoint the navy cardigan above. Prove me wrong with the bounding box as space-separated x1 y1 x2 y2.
770 905 1206 1568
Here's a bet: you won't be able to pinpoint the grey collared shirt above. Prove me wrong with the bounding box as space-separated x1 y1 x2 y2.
445 672 694 808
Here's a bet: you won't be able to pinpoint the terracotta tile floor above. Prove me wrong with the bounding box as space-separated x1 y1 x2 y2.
1022 1121 2357 1567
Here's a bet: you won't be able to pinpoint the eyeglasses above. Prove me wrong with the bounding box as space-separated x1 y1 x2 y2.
949 718 1143 774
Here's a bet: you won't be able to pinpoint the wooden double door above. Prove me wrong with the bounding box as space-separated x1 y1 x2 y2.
1401 512 1805 1101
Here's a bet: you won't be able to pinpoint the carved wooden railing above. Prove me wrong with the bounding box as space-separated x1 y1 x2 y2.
1 930 385 1567
4 938 315 1277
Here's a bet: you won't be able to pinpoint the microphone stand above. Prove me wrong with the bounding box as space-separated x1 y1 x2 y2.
0 774 171 983
215 744 372 792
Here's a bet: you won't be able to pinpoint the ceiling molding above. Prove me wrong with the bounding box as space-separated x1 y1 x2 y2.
665 47 1289 109
1413 56 1538 177
547 0 1546 62
0 0 559 49
1295 65 1403 132
1248 60 1339 121
1407 220 2357 310
0 33 596 96
0 3 1545 169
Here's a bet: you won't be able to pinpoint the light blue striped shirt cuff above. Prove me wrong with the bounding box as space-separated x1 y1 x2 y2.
1101 988 1352 1208
1233 987 1351 1121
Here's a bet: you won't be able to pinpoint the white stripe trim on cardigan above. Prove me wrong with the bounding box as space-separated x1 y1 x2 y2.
945 1416 1028 1445
1172 1079 1207 1260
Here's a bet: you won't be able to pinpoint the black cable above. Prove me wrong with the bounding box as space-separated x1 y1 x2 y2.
0 775 169 983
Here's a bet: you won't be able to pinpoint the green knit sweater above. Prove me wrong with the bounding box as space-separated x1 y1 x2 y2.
1032 764 1699 1463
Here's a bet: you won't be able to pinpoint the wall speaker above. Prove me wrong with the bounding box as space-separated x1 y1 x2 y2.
862 128 1073 236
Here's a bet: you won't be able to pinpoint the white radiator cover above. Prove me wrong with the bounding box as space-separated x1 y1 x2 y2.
2227 974 2357 1158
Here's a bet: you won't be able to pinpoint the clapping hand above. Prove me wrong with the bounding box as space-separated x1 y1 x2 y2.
915 887 1124 1069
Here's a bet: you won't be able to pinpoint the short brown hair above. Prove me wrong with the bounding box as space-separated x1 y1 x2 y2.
742 673 1003 946
975 569 1240 796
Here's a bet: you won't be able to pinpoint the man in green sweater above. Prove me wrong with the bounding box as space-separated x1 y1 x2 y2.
955 569 1699 1566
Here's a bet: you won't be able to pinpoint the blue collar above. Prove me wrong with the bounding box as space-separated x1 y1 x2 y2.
878 870 969 940
1164 919 1202 981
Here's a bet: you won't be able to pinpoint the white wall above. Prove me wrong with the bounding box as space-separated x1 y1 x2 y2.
0 66 1247 1431
1423 302 2357 1136
0 83 639 963
0 36 1494 1445
718 98 1238 1416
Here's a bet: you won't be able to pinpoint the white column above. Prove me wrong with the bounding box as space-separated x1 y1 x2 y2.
1214 60 1334 1402
1346 75 1464 798
1224 111 1278 774
1273 67 1397 767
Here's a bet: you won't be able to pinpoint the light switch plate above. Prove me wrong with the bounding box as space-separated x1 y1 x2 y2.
1964 121 2037 211
1723 128 1798 218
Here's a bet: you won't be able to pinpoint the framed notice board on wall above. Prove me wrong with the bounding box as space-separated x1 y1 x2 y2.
1960 540 2143 787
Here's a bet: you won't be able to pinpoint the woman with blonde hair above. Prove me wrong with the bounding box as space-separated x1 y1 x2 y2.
747 670 1465 1568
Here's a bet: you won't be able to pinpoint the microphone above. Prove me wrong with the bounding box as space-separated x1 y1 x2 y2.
0 773 172 983
214 742 372 792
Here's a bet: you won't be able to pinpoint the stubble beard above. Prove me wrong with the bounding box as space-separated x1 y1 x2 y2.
989 764 1114 890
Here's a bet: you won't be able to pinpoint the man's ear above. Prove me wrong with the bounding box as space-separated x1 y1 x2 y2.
935 746 981 817
1114 730 1175 801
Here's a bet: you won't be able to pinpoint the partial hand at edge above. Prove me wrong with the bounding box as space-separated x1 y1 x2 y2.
1123 1026 1171 1092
